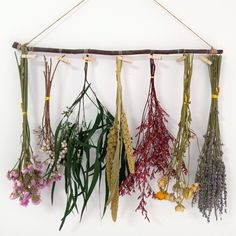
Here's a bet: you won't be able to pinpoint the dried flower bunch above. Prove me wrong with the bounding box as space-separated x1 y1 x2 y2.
193 55 227 222
106 57 135 221
34 56 64 182
155 54 200 211
120 58 173 221
8 46 46 206
46 58 114 230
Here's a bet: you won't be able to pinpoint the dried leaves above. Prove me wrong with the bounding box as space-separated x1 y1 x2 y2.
106 58 134 221
193 55 227 222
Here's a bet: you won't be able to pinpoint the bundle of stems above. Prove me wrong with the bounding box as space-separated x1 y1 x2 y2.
120 58 173 221
7 46 46 206
155 54 200 212
46 57 114 230
193 55 227 222
106 57 135 222
34 56 64 181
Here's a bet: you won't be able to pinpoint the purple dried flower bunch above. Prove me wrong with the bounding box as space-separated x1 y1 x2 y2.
7 158 61 206
193 55 227 222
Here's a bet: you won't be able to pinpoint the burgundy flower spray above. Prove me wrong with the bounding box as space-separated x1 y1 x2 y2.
120 58 173 220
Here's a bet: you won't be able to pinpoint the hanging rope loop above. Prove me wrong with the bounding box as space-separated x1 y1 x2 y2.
21 0 217 51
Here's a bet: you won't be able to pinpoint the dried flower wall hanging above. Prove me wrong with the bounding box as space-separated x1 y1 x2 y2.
34 56 63 184
119 58 173 221
46 58 114 230
155 54 200 211
193 55 227 222
7 46 46 206
9 0 227 227
106 57 135 222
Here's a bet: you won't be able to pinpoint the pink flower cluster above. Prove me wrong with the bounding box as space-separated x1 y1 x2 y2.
7 160 61 207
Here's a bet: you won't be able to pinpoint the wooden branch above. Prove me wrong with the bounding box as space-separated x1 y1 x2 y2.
12 42 223 55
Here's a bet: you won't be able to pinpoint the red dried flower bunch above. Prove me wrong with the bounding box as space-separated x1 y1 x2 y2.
120 58 173 221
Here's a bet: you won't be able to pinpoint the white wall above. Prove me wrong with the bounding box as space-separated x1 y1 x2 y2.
0 0 235 235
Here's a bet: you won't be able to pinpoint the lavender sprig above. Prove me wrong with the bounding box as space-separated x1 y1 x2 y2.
193 55 227 222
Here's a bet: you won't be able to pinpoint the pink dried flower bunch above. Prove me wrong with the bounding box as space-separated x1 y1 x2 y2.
7 157 61 207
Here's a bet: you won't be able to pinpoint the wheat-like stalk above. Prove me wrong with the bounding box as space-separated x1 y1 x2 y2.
106 57 134 221
121 110 134 173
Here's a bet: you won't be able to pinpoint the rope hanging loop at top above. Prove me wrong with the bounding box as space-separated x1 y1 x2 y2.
21 0 217 52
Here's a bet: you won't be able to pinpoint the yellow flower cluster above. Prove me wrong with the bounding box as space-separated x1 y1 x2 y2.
155 177 200 212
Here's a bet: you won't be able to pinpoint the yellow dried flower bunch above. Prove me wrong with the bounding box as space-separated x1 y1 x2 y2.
106 58 135 221
154 55 200 212
155 176 200 212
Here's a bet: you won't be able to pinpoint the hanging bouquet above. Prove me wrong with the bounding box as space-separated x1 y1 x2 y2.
7 46 46 206
106 57 135 221
155 54 200 211
120 58 173 220
34 56 64 184
46 57 115 230
193 55 227 222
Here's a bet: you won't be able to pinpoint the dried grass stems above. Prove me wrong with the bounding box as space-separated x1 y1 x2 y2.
34 56 65 179
193 55 227 222
119 58 173 221
46 57 114 230
106 57 135 222
155 54 200 212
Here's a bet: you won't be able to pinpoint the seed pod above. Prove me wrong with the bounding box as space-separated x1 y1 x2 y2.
175 203 185 212
111 186 119 222
157 177 168 188
169 193 176 202
190 183 200 192
106 124 118 189
121 110 134 174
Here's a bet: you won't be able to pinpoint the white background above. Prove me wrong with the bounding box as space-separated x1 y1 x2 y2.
0 0 235 235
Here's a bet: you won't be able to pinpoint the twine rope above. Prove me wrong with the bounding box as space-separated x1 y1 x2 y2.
26 0 88 45
25 0 214 50
152 0 213 49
